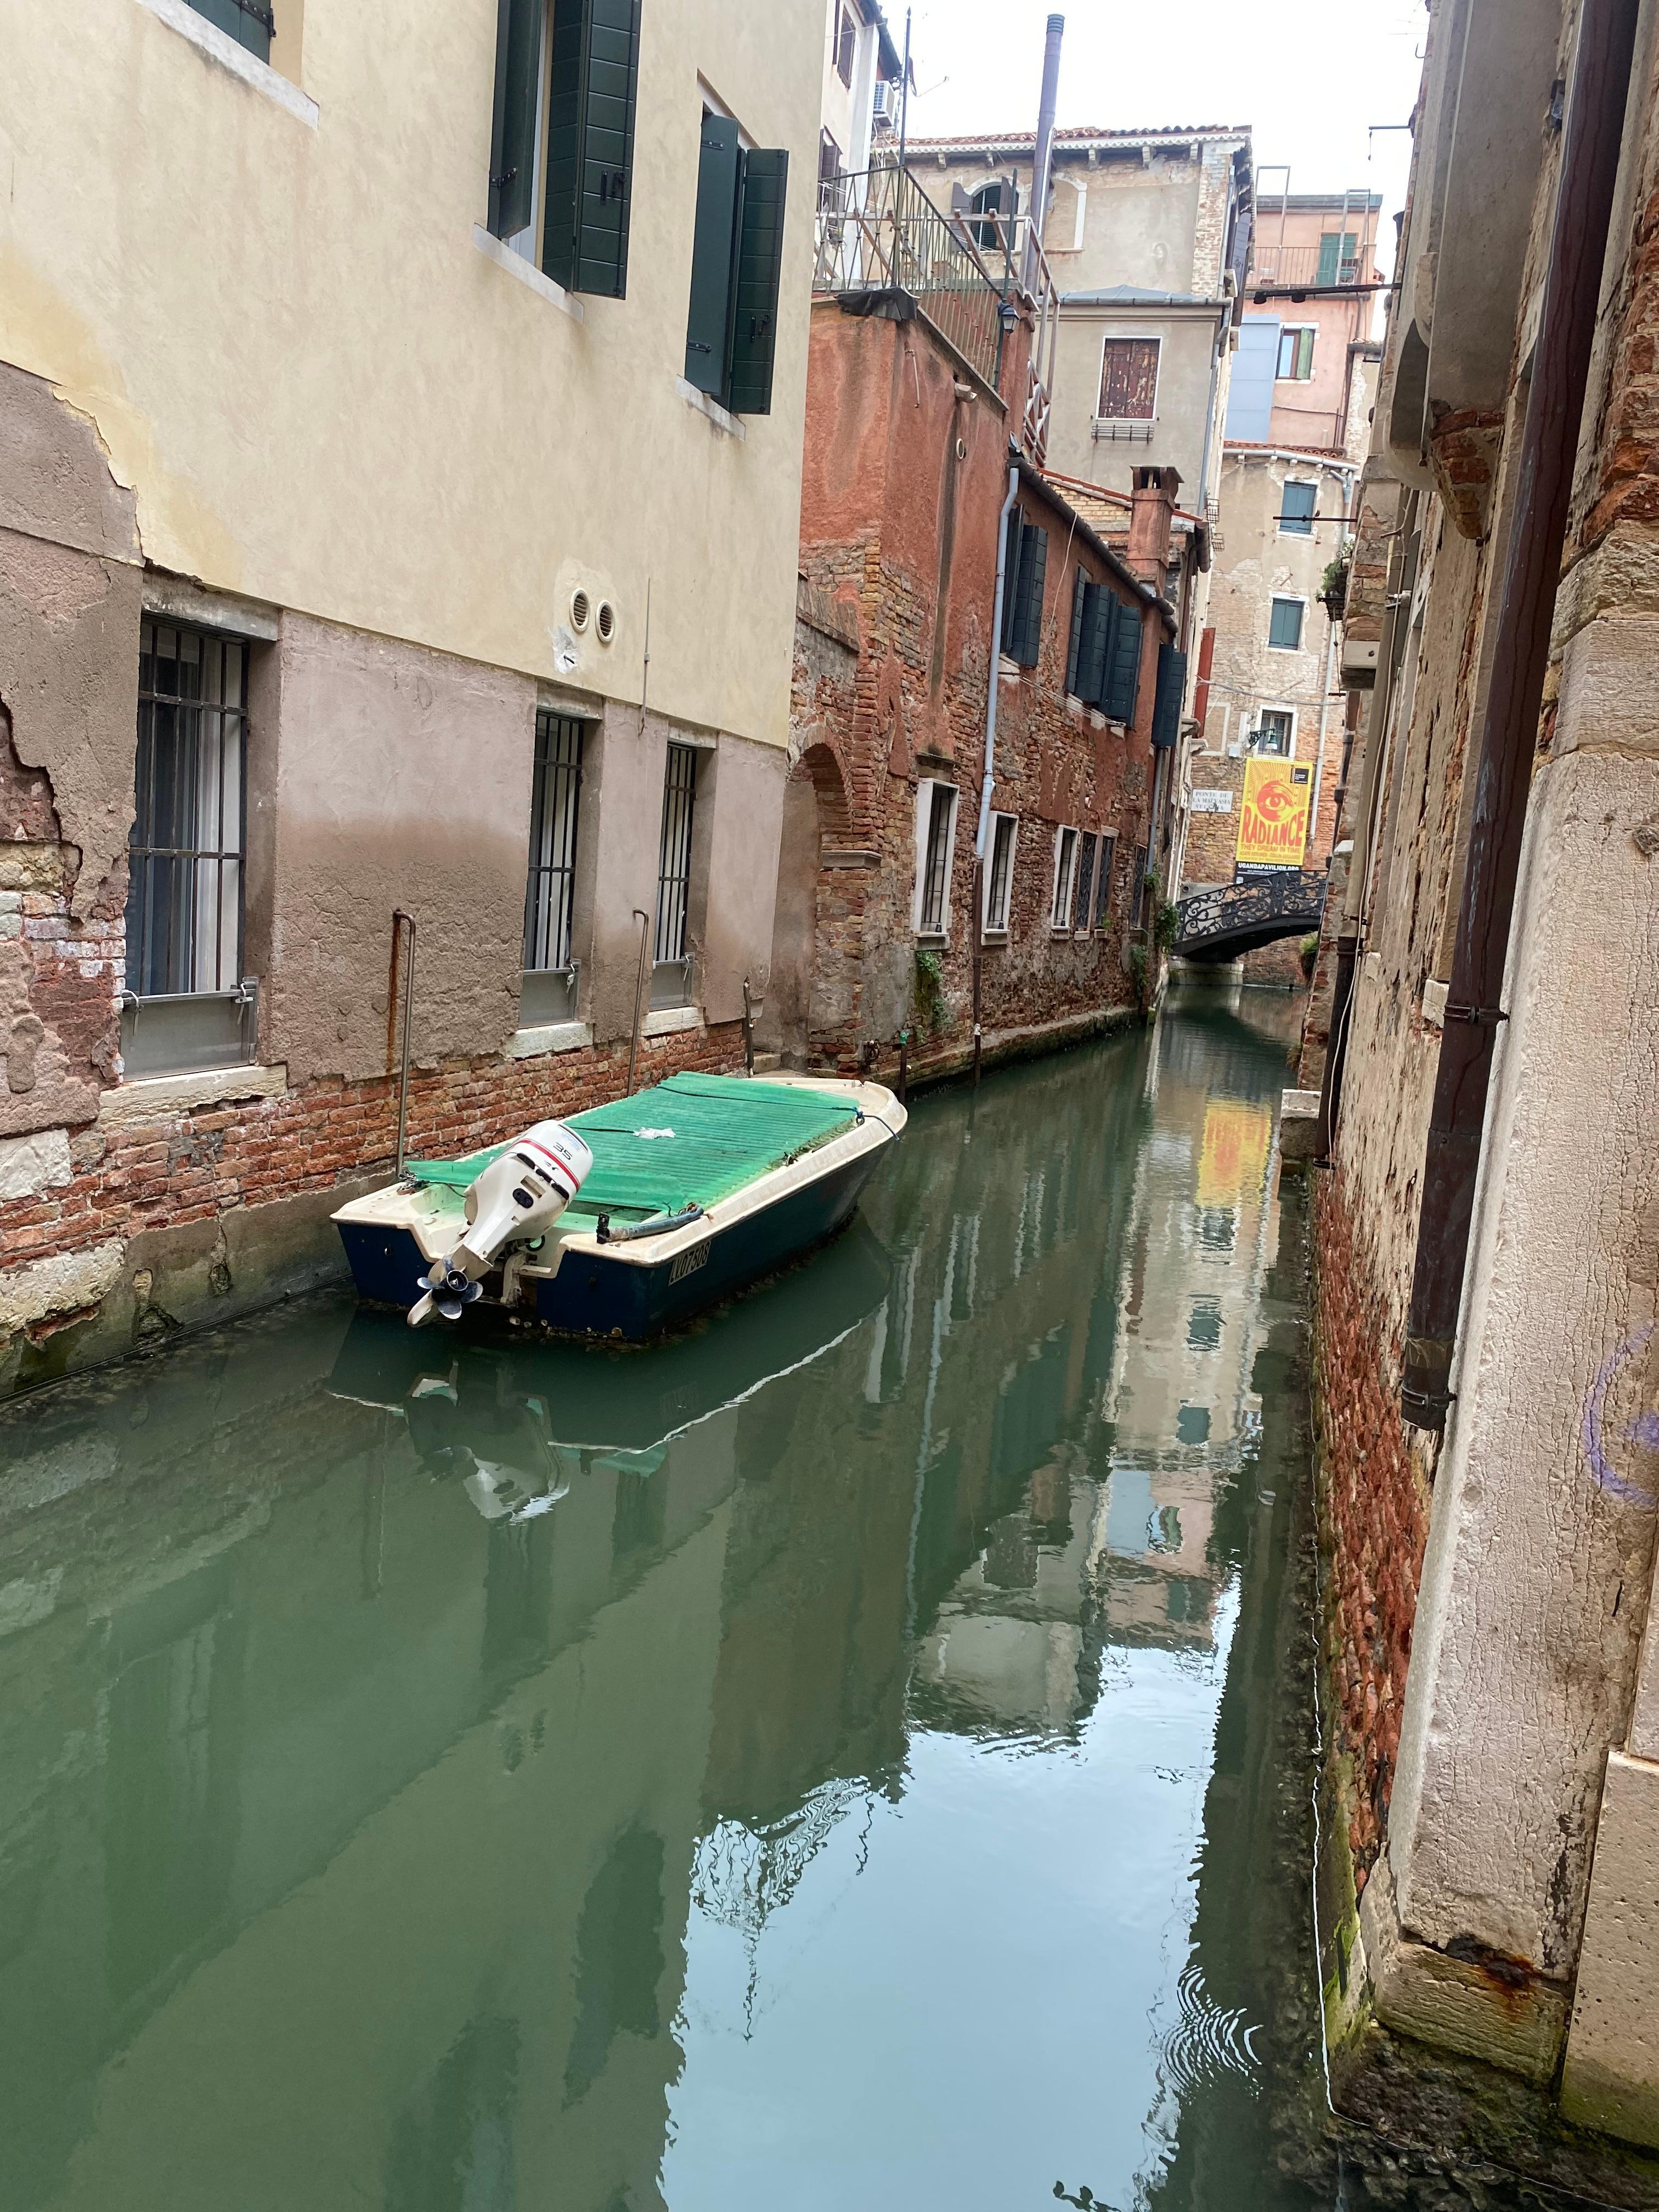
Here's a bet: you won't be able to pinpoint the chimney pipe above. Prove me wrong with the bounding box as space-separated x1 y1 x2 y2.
1027 14 1063 287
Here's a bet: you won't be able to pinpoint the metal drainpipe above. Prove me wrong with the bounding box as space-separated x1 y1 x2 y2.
1026 14 1064 292
977 464 1022 864
1401 0 1641 1433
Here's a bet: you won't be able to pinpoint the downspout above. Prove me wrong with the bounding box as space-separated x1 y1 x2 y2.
1401 0 1641 1432
973 462 1021 1084
1195 306 1227 524
1026 14 1064 291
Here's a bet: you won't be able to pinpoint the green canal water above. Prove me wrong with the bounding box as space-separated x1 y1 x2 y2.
0 990 1506 2211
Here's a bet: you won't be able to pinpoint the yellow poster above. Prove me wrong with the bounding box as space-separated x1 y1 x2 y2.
1197 1100 1273 1209
1235 758 1313 874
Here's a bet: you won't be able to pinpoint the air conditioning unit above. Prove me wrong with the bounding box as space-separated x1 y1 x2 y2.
872 80 898 125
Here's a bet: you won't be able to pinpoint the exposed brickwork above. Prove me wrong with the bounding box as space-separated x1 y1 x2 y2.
1313 1171 1431 1886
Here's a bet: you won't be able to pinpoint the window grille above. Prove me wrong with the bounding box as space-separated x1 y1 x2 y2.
126 620 247 1000
521 713 583 1023
918 782 956 935
985 813 1015 932
654 743 698 964
1093 834 1115 929
1051 828 1077 929
1074 832 1097 930
1268 597 1305 651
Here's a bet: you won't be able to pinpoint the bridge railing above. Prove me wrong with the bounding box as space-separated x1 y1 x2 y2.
1176 870 1328 950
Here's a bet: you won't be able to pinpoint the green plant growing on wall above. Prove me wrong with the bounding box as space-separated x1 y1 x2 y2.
1320 540 1353 621
1300 932 1320 981
1127 939 1149 1002
913 947 947 1035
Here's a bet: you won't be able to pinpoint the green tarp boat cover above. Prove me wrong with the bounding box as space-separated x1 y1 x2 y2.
404 1074 862 1221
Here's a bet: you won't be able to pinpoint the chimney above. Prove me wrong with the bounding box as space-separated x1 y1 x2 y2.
1127 465 1180 588
1026 15 1064 285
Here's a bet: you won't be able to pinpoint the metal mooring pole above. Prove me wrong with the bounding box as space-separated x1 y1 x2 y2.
741 976 756 1076
393 910 416 1178
627 910 651 1098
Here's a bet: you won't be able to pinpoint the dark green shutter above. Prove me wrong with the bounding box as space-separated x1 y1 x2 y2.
726 150 789 414
488 0 544 240
1000 507 1023 658
1104 596 1142 723
1065 572 1088 696
1077 585 1111 706
1152 644 1187 749
188 0 272 61
1317 231 1340 285
685 115 742 394
543 0 640 296
1012 522 1047 668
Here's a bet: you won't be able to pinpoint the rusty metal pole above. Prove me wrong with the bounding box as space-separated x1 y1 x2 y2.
1401 0 1641 1431
626 909 651 1098
393 911 416 1178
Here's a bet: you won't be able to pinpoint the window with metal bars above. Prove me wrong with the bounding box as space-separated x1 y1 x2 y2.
185 0 274 60
1074 832 1097 931
653 743 698 966
984 812 1016 933
1093 834 1115 929
1051 828 1077 930
521 713 584 1023
916 781 957 936
126 620 247 1001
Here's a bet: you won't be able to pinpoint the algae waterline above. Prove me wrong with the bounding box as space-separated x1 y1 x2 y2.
0 989 1529 2210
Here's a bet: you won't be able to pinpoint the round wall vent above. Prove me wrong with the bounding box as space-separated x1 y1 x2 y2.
569 588 591 634
596 599 617 644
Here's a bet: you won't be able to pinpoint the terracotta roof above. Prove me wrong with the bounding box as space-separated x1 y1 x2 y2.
905 123 1250 155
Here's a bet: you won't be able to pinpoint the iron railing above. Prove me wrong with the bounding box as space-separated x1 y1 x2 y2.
653 742 698 966
1175 868 1327 952
523 710 583 985
1248 242 1380 290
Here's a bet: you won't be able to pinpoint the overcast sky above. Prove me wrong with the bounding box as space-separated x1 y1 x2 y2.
898 0 1426 264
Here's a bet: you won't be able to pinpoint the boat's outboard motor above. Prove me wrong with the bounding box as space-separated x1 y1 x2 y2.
409 1119 594 1328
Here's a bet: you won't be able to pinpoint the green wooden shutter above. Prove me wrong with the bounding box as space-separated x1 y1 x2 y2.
1077 584 1111 706
488 0 544 240
1012 522 1047 668
726 150 789 414
1000 507 1023 658
1316 231 1340 285
1103 595 1142 723
543 0 641 295
1152 644 1187 749
685 115 742 394
1065 572 1088 696
188 0 273 61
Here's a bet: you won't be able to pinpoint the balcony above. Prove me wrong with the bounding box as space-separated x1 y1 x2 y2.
814 160 1056 464
1248 242 1383 294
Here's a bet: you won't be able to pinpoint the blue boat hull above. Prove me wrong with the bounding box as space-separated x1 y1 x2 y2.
336 1132 890 1344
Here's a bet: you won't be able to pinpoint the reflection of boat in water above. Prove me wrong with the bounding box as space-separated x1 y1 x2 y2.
332 1073 905 1344
329 1215 893 1519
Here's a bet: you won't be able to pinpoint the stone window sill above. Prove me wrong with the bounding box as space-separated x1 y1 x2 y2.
676 379 746 439
472 227 585 323
507 1021 591 1059
136 0 318 126
915 931 948 949
643 1006 702 1037
100 1062 288 1126
981 929 1009 945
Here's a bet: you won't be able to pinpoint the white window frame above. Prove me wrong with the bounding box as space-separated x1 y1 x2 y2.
1045 174 1088 254
1277 479 1319 538
1095 331 1161 425
1050 826 1079 932
1250 706 1299 757
1276 324 1316 382
1267 595 1307 653
913 778 960 939
983 811 1018 935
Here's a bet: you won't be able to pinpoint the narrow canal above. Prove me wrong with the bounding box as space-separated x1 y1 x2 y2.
0 990 1509 2211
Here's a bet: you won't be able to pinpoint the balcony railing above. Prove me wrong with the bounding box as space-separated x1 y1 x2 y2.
1248 243 1381 290
812 161 1057 464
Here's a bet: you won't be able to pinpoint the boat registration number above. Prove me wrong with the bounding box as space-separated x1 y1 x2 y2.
669 1240 712 1284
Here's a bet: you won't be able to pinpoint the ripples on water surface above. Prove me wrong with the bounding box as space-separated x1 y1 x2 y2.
0 987 1428 2210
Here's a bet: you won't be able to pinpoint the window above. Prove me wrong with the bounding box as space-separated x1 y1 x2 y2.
1074 833 1098 931
967 180 1008 252
685 111 791 415
1103 596 1141 724
916 781 958 936
521 712 584 1024
1051 828 1078 930
1276 325 1316 381
127 621 246 1000
1093 834 1115 929
1065 573 1114 706
819 129 843 212
487 0 642 298
184 0 272 60
1280 481 1318 536
835 5 857 85
1317 230 1358 285
654 743 698 981
1268 597 1305 652
1001 512 1048 668
1253 709 1294 756
1097 337 1160 421
984 812 1016 933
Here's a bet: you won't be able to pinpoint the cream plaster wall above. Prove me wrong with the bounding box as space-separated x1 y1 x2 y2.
0 0 824 753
